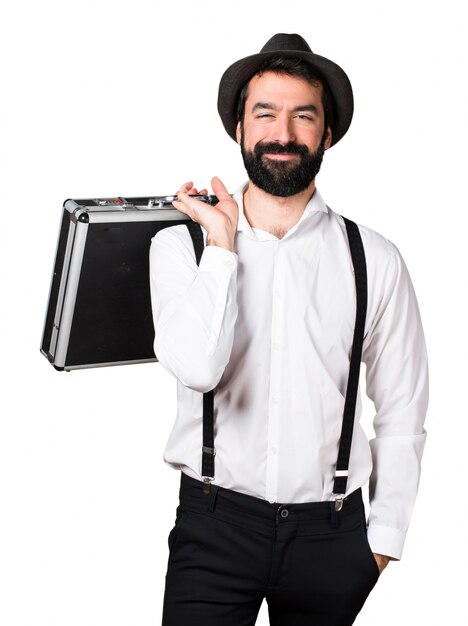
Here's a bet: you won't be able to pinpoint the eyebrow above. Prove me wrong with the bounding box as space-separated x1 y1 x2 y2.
251 102 320 115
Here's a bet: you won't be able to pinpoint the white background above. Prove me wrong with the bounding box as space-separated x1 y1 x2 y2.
0 1 466 624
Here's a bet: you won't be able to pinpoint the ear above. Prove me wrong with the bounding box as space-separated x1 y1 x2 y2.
324 126 332 150
236 121 242 145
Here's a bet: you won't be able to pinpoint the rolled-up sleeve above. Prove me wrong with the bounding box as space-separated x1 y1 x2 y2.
149 226 239 393
362 242 429 560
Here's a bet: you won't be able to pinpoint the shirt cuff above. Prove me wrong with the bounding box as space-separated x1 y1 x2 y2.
366 522 406 561
198 245 238 272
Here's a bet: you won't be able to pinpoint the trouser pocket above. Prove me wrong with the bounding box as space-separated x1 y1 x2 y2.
284 520 381 621
168 507 186 553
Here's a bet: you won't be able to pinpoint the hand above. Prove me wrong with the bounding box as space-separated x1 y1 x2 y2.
172 177 239 251
373 552 391 575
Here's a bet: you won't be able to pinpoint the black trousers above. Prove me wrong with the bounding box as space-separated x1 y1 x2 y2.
162 472 380 626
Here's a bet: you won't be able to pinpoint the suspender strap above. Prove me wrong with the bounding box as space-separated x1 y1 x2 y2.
186 220 204 265
185 216 367 501
185 221 215 494
333 217 368 499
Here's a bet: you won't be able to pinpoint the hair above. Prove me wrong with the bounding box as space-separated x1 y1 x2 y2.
236 56 335 138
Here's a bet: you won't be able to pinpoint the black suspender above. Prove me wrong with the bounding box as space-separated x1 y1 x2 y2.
185 221 216 494
333 217 368 509
185 216 368 505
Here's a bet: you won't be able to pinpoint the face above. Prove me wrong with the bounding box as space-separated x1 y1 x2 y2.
236 71 332 197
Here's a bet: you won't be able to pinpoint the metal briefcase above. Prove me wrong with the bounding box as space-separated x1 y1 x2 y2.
40 194 217 371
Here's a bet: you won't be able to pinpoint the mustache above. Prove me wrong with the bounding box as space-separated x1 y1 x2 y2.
254 141 309 157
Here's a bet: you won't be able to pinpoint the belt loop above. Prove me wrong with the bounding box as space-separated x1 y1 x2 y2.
207 483 219 512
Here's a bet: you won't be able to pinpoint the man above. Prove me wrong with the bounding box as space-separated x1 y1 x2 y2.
150 33 428 625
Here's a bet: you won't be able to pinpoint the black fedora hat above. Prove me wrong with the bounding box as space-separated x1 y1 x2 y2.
217 33 354 147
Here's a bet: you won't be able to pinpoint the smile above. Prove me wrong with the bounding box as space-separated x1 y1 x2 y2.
263 153 300 161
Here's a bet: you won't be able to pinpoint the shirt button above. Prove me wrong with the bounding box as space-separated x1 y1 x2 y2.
272 342 281 351
271 446 278 455
268 497 277 504
272 396 281 404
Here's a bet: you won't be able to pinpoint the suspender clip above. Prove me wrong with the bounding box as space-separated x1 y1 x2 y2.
330 493 344 528
202 476 213 495
333 470 348 511
334 495 344 512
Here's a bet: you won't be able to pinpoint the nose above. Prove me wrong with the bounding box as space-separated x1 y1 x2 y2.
270 113 296 145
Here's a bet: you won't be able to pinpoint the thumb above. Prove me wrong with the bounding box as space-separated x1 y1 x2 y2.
211 176 231 201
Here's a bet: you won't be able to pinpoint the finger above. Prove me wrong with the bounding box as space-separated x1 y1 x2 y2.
174 190 190 204
188 187 209 196
178 181 194 194
175 190 204 211
211 176 231 200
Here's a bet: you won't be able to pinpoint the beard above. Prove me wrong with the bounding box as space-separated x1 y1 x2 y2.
240 126 326 198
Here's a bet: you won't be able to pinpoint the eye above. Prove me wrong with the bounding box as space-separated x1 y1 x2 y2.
295 114 313 121
256 113 273 118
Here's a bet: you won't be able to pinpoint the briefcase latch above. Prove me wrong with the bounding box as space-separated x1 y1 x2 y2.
94 197 136 210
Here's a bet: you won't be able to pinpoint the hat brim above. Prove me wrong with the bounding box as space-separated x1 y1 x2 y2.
217 49 353 147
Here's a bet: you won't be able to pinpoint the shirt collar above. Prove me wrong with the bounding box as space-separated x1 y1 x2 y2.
232 181 328 239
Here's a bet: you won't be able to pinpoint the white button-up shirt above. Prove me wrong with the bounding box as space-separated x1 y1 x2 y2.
149 182 428 560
